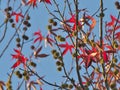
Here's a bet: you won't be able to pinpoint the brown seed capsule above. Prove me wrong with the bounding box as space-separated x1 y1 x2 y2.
6 12 11 18
26 14 30 20
15 70 20 76
116 5 120 9
23 27 27 31
29 62 36 67
24 75 29 80
49 19 54 23
115 1 119 7
9 18 14 23
16 43 21 48
57 67 62 71
51 49 57 54
68 84 73 89
11 23 16 28
23 20 29 25
8 6 12 11
47 25 52 30
56 61 61 66
18 74 22 79
52 21 57 26
16 38 21 42
31 45 35 50
22 35 29 40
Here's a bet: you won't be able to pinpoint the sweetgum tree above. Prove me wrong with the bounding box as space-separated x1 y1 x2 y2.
0 0 120 90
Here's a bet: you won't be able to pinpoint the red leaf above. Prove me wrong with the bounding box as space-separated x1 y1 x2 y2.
34 30 43 43
11 49 28 68
11 12 24 23
58 42 74 56
27 0 37 8
102 51 108 62
39 0 51 4
11 61 21 68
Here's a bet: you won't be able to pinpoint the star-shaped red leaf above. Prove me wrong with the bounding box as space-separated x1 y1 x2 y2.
27 0 37 8
11 49 28 68
34 29 44 43
11 12 24 23
58 42 74 56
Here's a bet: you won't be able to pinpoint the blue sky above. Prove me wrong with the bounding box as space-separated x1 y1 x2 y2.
0 0 119 90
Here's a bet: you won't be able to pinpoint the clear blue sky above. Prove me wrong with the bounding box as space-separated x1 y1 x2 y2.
0 0 118 90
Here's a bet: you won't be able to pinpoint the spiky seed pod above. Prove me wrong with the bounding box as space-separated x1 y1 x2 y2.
56 35 61 41
57 67 62 71
31 45 35 50
95 68 99 72
52 21 57 26
114 69 119 75
26 14 30 20
68 84 73 89
115 1 119 6
23 71 27 76
23 27 27 31
15 70 20 76
6 12 11 18
22 35 29 40
6 80 11 87
18 74 22 79
4 18 9 23
29 62 36 67
11 23 16 28
16 38 21 42
54 52 59 58
49 19 54 23
72 53 77 58
61 84 68 89
16 43 21 48
51 49 57 54
58 56 63 61
56 61 61 66
111 63 115 68
59 37 65 42
24 75 29 80
8 7 12 11
113 41 118 48
4 8 9 12
23 20 29 25
110 83 116 89
47 25 52 30
27 22 31 27
99 13 105 17
9 18 14 23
